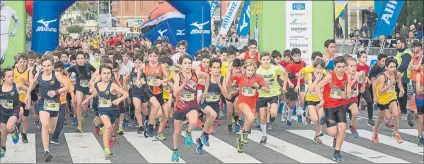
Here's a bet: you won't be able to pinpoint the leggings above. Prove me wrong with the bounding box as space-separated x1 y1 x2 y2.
357 87 373 120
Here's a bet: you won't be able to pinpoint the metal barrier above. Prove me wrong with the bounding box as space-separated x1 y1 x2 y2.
212 37 249 49
336 38 422 56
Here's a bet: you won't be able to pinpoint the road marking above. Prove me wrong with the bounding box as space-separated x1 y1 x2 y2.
124 132 185 163
398 129 418 136
2 133 36 163
288 130 409 163
249 130 335 163
65 133 111 163
181 131 261 163
348 129 423 156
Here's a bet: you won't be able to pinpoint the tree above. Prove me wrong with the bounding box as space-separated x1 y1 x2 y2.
67 25 84 34
397 1 423 27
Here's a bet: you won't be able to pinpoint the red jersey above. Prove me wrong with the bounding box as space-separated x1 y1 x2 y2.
323 72 348 108
244 51 259 64
197 65 210 91
286 61 306 85
356 63 370 87
231 75 267 110
174 71 199 112
347 78 359 103
280 61 290 69
144 64 163 95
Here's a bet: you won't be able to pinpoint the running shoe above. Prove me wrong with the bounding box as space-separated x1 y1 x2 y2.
418 136 424 147
332 152 345 162
50 139 60 145
44 151 53 162
368 119 375 127
155 133 166 141
12 126 19 144
385 121 394 128
297 114 303 123
147 125 154 137
319 116 326 125
196 138 204 154
314 135 323 144
137 126 144 134
214 120 221 126
280 113 286 122
228 124 233 133
241 132 248 144
117 127 124 135
143 120 149 138
184 131 193 147
104 149 113 160
75 126 83 133
392 133 404 144
171 150 179 162
407 110 415 127
71 117 77 126
236 138 244 153
234 121 241 133
350 126 359 139
259 136 267 144
0 147 5 157
81 116 86 126
21 133 28 143
254 119 260 128
286 120 292 128
201 134 209 146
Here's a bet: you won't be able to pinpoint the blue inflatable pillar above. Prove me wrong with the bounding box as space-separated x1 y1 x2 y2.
31 1 75 54
167 1 212 56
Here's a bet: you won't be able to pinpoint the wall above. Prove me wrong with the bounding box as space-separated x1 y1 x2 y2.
250 1 334 54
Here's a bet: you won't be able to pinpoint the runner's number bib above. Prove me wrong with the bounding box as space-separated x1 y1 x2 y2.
1 100 13 110
206 93 220 102
80 80 89 87
98 97 112 108
242 87 256 96
44 99 59 111
180 91 195 102
147 77 160 86
330 88 343 99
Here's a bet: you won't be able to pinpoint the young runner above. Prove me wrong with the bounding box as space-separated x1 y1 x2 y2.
408 41 423 127
25 55 70 162
171 54 210 162
0 68 28 157
13 54 30 143
223 58 244 133
303 58 326 144
228 61 269 153
82 64 129 159
373 57 404 144
155 56 174 140
346 57 360 139
256 52 284 144
323 39 336 72
356 50 375 127
238 40 259 64
414 63 424 146
315 56 351 162
67 52 96 132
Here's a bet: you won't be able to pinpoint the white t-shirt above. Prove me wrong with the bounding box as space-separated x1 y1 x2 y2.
122 60 134 71
0 6 17 35
171 53 181 65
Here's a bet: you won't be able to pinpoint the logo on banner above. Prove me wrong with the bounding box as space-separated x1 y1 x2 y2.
176 29 185 36
36 19 58 32
157 29 168 37
381 1 399 25
290 12 307 17
190 21 210 34
292 3 305 10
290 43 308 48
239 14 249 32
290 19 307 26
291 27 307 33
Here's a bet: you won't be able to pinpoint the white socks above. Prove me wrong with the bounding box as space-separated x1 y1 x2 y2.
261 124 267 136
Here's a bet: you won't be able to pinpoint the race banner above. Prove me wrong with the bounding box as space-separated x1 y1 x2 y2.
210 0 218 17
372 0 404 38
334 0 348 20
237 1 250 37
285 1 313 65
219 1 241 36
1 1 26 67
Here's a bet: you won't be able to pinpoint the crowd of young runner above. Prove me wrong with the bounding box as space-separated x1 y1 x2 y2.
0 37 423 162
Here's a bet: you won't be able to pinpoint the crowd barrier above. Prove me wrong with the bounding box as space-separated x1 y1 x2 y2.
336 38 423 56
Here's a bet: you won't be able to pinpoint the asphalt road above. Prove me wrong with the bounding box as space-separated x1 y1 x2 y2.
0 108 423 163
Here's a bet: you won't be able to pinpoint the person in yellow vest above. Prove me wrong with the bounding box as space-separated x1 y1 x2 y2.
395 38 412 114
13 54 30 144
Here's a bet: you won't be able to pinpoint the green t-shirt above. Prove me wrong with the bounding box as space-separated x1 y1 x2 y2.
256 65 285 97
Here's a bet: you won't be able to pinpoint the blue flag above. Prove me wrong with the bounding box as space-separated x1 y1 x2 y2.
210 0 218 17
372 0 404 38
374 0 387 16
237 1 250 37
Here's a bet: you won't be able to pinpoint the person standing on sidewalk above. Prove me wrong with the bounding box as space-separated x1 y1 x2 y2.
395 38 412 114
365 6 378 38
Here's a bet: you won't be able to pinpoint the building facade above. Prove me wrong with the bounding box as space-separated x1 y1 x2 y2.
111 1 163 27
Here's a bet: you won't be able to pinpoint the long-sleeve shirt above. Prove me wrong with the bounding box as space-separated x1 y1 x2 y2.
365 10 378 24
397 48 412 84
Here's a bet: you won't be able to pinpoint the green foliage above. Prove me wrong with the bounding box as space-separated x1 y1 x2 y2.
397 1 423 26
67 25 84 34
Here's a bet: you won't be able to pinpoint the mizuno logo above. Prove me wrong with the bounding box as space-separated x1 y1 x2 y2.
157 29 168 37
190 21 210 35
36 19 58 32
176 29 185 36
37 19 57 27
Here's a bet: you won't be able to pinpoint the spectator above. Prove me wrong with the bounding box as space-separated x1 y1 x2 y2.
390 31 401 48
364 6 378 38
395 38 412 114
360 23 368 36
407 31 416 48
336 23 343 38
400 24 409 38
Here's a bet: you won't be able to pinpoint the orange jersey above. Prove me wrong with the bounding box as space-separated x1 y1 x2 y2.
144 63 164 95
60 76 74 104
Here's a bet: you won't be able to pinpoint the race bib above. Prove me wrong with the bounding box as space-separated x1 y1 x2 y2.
164 86 172 93
98 97 112 108
330 88 343 99
180 91 195 102
308 90 317 95
206 93 220 102
386 80 395 93
80 80 89 87
18 90 26 94
147 76 160 87
242 86 256 97
1 100 13 110
44 99 59 111
231 86 239 95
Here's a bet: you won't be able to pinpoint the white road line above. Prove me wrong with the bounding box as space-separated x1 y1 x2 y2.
288 130 409 163
64 133 111 163
249 130 335 163
124 132 185 163
2 133 36 163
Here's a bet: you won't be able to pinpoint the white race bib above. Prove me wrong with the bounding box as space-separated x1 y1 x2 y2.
206 93 220 102
180 91 195 102
44 99 59 111
147 77 159 86
18 90 26 94
80 80 89 87
242 86 256 97
330 88 343 99
98 97 112 108
1 100 13 110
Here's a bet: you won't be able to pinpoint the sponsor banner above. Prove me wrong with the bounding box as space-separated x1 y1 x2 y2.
334 0 348 20
219 1 241 36
374 0 387 16
143 18 185 47
210 0 218 17
237 1 250 37
372 1 404 38
285 1 313 65
32 1 75 54
1 1 26 67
